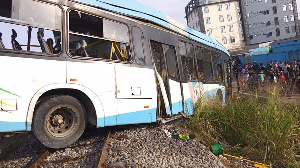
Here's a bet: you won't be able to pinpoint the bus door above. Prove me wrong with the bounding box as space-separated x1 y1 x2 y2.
195 47 206 103
150 40 172 117
114 27 156 125
163 44 183 116
178 41 198 115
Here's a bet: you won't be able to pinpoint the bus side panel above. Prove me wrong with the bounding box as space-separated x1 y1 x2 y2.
203 84 226 104
67 61 116 127
115 65 157 125
168 79 183 115
116 99 156 125
0 56 66 132
181 83 194 115
26 83 106 130
191 81 205 104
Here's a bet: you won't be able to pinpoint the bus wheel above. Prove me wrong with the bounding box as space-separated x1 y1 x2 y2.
32 95 86 149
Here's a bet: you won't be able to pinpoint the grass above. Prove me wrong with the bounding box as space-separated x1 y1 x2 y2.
185 86 300 167
0 133 30 165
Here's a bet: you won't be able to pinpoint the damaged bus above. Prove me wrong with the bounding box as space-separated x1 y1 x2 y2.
0 0 231 148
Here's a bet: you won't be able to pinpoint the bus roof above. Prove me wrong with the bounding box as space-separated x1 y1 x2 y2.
74 0 230 56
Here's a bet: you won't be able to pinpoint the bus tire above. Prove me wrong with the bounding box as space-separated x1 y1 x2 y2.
32 95 86 149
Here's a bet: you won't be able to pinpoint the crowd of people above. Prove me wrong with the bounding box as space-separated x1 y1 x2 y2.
232 59 300 92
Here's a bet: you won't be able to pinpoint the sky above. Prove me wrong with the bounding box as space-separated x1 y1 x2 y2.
135 0 191 26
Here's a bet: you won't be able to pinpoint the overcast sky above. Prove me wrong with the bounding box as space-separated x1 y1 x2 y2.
135 0 191 26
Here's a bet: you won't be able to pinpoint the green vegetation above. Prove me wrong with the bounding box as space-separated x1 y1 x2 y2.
0 133 29 164
186 87 300 167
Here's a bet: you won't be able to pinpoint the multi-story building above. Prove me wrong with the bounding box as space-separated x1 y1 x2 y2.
185 0 300 49
298 0 300 19
185 0 245 51
241 0 300 45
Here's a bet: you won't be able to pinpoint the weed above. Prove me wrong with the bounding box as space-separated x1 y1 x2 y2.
186 86 300 167
0 133 29 161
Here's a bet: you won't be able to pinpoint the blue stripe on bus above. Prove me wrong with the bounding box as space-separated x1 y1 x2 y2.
97 108 157 127
117 108 156 125
172 100 183 115
102 115 116 126
184 98 194 116
0 121 26 132
27 122 32 131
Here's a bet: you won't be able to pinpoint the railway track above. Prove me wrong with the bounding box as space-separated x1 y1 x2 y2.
2 122 231 168
26 129 111 168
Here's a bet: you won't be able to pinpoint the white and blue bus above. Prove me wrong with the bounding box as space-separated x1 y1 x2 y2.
0 0 231 148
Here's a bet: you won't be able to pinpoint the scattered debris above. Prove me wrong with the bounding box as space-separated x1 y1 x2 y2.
210 142 270 168
163 127 196 140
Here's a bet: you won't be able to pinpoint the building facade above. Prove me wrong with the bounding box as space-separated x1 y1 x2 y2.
185 0 300 50
241 0 300 45
185 0 245 51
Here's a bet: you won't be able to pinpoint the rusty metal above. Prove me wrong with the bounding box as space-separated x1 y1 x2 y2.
27 149 50 168
97 130 111 168
26 130 111 168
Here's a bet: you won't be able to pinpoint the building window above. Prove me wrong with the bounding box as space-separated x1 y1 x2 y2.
206 28 212 35
266 32 272 37
291 15 294 22
221 26 226 33
226 3 230 10
229 25 234 32
284 15 288 22
266 21 271 26
276 28 280 36
283 5 287 12
289 4 293 10
230 37 235 43
274 17 279 25
222 37 227 44
249 35 253 40
219 15 224 22
218 4 222 11
273 6 277 14
285 27 290 33
206 17 211 24
272 0 276 3
227 14 232 21
291 26 296 33
204 6 209 13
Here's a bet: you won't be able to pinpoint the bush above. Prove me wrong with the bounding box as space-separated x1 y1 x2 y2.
186 87 300 166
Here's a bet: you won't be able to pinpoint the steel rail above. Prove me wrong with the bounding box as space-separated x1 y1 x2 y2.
97 130 111 168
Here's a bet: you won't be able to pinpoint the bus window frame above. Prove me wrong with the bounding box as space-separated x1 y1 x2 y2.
67 8 131 62
132 26 146 65
0 0 63 56
178 40 198 82
163 43 180 81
